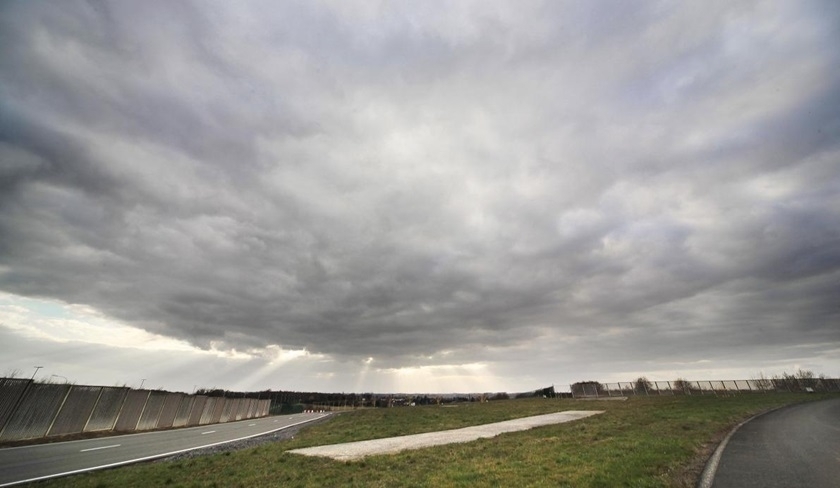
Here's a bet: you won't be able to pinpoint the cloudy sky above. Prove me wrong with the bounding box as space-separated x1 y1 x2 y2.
1 1 838 394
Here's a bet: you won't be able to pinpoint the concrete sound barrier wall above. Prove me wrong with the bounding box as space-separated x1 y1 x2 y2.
136 391 167 431
229 399 239 421
0 383 70 441
47 386 102 437
199 397 217 425
173 395 194 428
236 398 249 420
0 378 31 434
115 390 150 431
0 380 273 441
219 398 236 422
187 396 207 426
157 393 183 429
213 397 227 424
84 387 128 432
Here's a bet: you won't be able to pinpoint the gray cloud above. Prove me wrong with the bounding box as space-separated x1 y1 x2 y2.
1 0 839 389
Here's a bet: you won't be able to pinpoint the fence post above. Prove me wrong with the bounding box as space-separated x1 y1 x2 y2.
154 393 167 428
82 387 104 433
133 390 152 432
44 384 74 438
110 387 130 431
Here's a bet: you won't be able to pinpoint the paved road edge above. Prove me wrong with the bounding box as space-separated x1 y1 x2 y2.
0 414 330 488
696 405 789 488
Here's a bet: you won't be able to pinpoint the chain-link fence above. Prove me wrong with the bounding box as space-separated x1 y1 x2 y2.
554 377 840 398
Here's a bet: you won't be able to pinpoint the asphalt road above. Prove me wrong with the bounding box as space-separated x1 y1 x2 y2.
712 398 840 487
0 412 330 487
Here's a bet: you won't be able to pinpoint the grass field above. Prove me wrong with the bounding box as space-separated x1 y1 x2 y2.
37 393 835 487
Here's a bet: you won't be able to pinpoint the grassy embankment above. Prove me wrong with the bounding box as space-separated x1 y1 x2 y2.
36 392 835 487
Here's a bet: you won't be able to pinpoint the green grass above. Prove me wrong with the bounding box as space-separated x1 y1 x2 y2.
36 393 836 488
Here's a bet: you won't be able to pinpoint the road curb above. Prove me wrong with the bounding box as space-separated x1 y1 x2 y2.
696 405 789 488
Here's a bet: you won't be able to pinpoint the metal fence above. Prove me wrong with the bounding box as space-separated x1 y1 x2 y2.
0 379 271 442
555 377 840 398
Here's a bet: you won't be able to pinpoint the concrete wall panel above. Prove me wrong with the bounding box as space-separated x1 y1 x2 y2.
236 398 249 420
225 399 237 421
157 393 183 429
47 386 101 437
199 397 217 425
245 399 257 419
219 398 235 423
0 383 70 441
187 396 207 426
211 397 225 423
114 390 150 431
136 391 167 431
84 387 128 432
172 395 194 428
0 379 31 433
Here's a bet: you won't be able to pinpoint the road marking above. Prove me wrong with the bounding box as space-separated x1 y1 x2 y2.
80 444 120 452
201 431 216 435
3 415 331 487
248 423 256 426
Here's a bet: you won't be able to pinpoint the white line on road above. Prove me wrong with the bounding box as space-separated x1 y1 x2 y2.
200 431 216 435
248 423 256 426
80 445 120 452
1 414 331 488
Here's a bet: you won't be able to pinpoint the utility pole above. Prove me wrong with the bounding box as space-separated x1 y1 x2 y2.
140 378 146 389
30 366 43 380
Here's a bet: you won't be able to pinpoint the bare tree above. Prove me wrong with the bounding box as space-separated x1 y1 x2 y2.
672 378 692 394
633 376 652 395
3 368 22 379
752 372 773 391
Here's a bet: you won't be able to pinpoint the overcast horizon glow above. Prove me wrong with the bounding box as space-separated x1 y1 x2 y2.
1 1 839 394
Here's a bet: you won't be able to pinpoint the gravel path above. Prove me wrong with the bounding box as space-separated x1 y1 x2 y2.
289 410 603 461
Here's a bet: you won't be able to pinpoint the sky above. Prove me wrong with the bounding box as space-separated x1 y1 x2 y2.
1 1 839 394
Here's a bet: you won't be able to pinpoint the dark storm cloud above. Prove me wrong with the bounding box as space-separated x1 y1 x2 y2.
1 0 839 376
